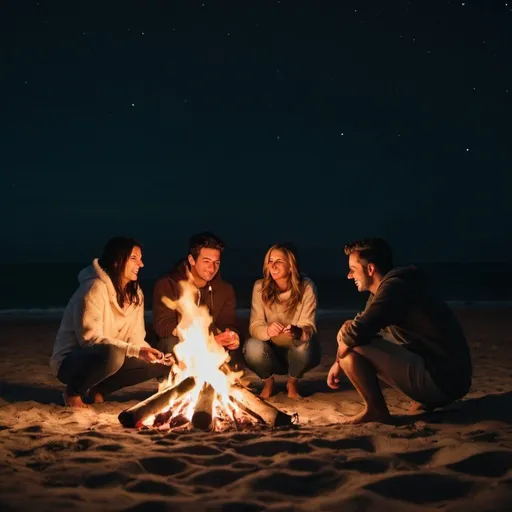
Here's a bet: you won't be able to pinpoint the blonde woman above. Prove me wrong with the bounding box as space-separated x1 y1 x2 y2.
243 243 320 399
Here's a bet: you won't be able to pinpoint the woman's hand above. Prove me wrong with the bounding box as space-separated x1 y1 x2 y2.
283 324 302 340
267 322 285 338
138 346 164 363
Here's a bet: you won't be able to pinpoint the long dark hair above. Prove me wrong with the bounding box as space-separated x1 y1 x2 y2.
98 236 142 308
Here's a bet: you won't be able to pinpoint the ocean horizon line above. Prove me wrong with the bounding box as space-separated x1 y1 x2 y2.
1 300 512 320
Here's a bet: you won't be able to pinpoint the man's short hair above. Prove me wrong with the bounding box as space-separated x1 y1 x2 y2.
188 232 225 260
344 237 393 274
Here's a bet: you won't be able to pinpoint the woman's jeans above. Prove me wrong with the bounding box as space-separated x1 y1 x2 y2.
57 344 170 397
243 337 321 379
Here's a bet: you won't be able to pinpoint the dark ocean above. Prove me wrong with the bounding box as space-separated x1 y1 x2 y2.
1 261 511 313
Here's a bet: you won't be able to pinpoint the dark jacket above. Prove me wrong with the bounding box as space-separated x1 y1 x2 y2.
152 259 238 340
341 266 472 400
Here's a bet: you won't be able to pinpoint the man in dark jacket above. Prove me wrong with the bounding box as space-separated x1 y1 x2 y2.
327 238 472 424
152 232 240 360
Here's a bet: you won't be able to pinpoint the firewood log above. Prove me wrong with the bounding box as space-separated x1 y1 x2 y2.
118 376 196 428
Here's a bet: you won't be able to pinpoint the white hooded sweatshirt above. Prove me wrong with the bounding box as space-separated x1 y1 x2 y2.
50 258 150 375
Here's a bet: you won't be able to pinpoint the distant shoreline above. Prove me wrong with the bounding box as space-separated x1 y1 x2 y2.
1 300 512 321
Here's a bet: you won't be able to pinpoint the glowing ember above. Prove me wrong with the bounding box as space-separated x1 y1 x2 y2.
117 271 297 431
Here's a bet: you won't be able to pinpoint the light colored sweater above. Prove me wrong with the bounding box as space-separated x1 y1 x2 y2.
249 277 317 343
50 259 150 375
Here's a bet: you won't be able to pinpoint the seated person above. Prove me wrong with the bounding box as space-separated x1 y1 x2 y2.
243 243 320 399
50 237 169 408
327 237 473 424
152 232 240 362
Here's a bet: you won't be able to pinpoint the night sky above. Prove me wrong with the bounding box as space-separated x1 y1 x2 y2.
2 1 511 277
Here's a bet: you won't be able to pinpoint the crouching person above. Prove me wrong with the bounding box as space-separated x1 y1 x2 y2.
327 238 472 424
50 237 169 408
244 243 320 399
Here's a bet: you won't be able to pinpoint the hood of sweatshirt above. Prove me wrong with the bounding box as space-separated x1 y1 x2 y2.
77 259 141 315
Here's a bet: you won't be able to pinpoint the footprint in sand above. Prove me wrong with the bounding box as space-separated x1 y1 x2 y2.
125 478 182 497
96 443 124 452
139 456 188 476
287 457 325 472
173 444 222 456
69 456 106 464
364 473 474 504
235 440 311 457
310 436 375 453
249 469 344 496
84 470 132 488
190 468 253 487
447 450 512 478
185 453 238 467
396 447 439 466
122 499 189 512
210 502 265 512
335 456 390 474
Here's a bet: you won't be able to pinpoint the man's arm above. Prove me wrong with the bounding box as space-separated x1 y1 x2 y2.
341 278 407 348
152 277 180 340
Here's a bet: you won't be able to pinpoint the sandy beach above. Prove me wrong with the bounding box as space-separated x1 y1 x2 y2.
1 308 512 511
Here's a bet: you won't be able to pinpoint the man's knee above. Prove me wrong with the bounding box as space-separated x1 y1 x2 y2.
337 350 359 371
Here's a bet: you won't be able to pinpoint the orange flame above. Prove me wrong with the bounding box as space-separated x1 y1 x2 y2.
144 272 243 427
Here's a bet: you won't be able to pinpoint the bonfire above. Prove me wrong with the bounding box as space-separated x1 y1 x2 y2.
118 276 298 432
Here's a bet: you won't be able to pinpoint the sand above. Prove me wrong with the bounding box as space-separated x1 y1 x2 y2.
1 308 512 511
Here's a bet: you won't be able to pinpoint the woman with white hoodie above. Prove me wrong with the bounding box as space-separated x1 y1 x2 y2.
50 237 169 408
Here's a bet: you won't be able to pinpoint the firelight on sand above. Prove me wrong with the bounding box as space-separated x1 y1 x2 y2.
118 274 298 431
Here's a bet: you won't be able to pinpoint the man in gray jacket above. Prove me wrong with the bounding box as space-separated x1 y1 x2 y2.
327 238 472 424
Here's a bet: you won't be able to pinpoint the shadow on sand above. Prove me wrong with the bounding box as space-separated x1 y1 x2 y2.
0 381 158 406
398 391 512 426
0 381 63 405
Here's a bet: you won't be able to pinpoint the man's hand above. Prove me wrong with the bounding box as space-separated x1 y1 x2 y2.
283 324 302 341
138 346 164 363
215 329 240 350
267 322 284 338
327 361 343 389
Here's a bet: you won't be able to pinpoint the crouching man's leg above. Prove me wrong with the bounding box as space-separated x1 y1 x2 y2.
328 349 392 424
328 337 450 424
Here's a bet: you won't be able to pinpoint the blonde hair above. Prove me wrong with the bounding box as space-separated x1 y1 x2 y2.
261 243 303 313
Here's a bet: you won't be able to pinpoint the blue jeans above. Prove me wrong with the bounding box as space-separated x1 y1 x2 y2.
243 337 321 379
